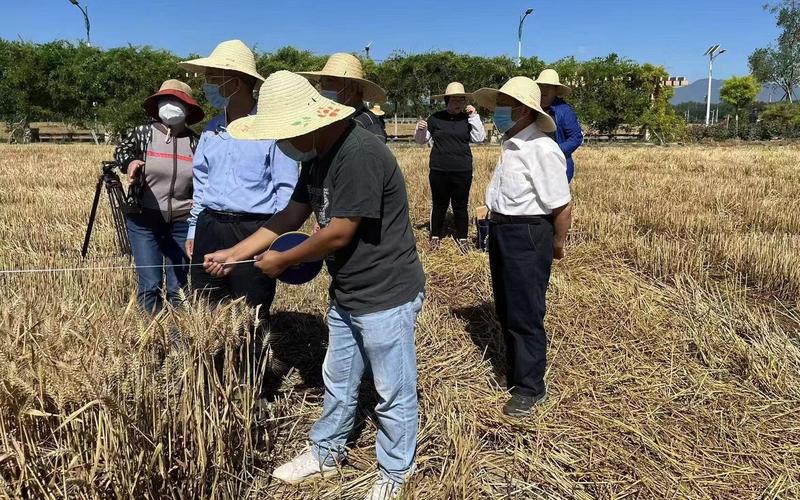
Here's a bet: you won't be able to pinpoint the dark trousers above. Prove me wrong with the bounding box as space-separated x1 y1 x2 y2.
429 170 472 239
190 210 277 319
126 209 189 314
190 210 279 394
488 217 554 397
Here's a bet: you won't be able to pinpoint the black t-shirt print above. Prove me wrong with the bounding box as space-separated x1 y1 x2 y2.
291 122 425 315
427 110 474 173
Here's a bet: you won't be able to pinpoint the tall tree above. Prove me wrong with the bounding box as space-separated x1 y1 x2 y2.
256 46 328 77
720 76 761 117
749 0 800 102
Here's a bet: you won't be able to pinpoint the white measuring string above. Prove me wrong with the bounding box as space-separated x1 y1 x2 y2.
0 260 258 275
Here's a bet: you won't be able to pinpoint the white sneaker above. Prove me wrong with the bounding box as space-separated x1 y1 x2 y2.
272 448 337 485
364 477 402 500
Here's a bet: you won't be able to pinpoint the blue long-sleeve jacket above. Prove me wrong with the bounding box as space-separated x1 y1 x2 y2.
547 98 583 182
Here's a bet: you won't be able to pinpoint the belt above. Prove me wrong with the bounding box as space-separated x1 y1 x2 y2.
205 208 273 222
488 212 551 224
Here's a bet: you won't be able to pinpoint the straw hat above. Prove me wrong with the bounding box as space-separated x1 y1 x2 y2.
297 53 387 103
433 82 471 100
535 69 571 97
178 40 265 82
472 76 556 133
142 79 204 125
370 104 385 116
227 71 356 141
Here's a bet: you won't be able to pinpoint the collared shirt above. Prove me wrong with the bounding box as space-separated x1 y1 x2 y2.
485 122 571 216
187 110 299 239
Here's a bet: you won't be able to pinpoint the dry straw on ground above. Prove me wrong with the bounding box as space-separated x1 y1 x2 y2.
0 143 799 499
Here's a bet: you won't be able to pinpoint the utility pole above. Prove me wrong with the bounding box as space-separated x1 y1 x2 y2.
68 0 91 46
703 44 726 126
517 8 533 68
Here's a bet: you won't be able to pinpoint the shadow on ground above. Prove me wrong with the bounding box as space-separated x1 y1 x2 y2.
269 311 329 391
451 302 507 384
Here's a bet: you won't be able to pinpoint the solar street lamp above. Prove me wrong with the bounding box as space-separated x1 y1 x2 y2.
703 44 726 126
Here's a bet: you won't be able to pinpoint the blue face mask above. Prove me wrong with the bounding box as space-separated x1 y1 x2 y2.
320 89 341 103
493 106 518 134
203 83 230 110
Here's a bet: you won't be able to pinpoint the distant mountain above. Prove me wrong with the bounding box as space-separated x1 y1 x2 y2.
671 79 723 105
671 78 797 104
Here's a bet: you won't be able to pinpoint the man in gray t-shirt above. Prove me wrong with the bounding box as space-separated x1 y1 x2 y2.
291 122 424 313
203 71 425 498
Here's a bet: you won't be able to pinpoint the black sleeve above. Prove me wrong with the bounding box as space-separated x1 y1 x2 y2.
114 125 148 172
289 164 310 204
329 145 382 219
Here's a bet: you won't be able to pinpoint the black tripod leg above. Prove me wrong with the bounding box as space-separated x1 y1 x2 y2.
106 182 133 258
81 176 104 259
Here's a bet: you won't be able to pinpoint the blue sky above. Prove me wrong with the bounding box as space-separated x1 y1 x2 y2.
1 0 780 82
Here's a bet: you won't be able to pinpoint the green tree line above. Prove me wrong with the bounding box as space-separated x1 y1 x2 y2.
0 39 682 140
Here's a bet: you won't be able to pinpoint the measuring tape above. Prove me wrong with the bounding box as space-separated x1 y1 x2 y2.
0 260 257 275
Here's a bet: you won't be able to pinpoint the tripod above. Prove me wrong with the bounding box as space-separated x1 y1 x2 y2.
81 161 142 258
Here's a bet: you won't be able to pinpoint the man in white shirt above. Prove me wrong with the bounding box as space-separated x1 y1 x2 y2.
473 77 573 417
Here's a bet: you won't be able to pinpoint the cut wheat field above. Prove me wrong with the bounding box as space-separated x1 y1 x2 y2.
1 143 799 499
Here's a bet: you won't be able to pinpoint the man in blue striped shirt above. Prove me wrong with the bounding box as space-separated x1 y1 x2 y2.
179 40 299 348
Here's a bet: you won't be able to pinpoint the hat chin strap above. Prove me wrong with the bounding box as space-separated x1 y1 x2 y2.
221 79 245 126
505 107 535 137
339 82 362 107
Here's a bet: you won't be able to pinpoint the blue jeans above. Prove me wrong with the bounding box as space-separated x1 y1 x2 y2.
126 209 189 313
311 291 424 485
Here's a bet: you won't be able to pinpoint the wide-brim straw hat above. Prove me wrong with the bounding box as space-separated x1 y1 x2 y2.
473 76 556 133
178 39 265 82
227 70 356 141
433 81 471 100
370 104 385 116
297 53 387 103
142 79 204 125
535 69 571 97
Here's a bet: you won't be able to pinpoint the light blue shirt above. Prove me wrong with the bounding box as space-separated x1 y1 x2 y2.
187 111 299 239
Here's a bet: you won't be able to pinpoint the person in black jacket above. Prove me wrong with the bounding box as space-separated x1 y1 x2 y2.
298 53 388 142
415 82 486 252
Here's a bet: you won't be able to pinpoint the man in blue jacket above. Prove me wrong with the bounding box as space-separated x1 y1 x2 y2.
536 69 583 183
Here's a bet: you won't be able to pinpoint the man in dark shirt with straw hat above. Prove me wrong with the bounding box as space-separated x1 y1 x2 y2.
298 52 388 142
203 70 425 500
473 76 573 417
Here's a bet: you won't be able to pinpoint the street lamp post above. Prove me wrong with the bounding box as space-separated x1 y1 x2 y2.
703 44 725 126
517 8 533 68
68 0 91 46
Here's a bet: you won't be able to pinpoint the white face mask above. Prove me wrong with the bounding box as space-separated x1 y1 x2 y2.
158 101 187 126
